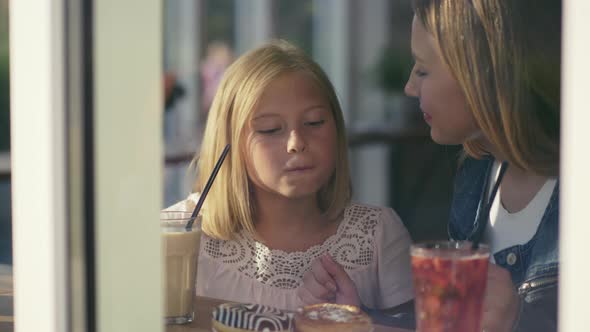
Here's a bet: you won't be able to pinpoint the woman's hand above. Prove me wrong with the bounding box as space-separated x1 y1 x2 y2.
297 254 360 306
482 263 520 332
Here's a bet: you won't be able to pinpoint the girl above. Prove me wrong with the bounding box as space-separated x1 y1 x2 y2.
179 40 413 311
405 0 560 331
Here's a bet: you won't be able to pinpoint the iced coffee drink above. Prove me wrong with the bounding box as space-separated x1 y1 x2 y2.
161 211 202 325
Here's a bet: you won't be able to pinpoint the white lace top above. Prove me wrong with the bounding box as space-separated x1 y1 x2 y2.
192 202 413 311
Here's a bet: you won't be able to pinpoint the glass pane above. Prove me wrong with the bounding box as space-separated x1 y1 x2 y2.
161 0 453 240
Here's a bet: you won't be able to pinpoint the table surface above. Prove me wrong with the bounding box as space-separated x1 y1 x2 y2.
0 265 411 331
166 296 411 332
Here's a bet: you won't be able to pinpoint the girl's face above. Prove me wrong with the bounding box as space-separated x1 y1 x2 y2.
404 16 480 145
243 71 338 200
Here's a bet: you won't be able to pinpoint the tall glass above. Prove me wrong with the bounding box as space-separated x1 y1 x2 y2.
411 241 490 332
161 211 202 325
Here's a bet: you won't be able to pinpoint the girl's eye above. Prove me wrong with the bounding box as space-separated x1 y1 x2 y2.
256 128 280 134
305 120 325 127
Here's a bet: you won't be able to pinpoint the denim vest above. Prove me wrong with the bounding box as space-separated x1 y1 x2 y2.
448 157 558 303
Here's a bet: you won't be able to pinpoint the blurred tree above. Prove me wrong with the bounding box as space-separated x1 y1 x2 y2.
374 46 413 94
0 0 9 152
0 52 8 152
274 0 313 55
203 0 235 54
373 0 414 95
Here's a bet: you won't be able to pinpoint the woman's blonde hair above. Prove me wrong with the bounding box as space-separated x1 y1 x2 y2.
194 40 352 240
413 0 561 176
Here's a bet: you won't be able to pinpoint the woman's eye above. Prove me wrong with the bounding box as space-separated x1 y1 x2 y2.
415 69 428 77
305 120 325 127
256 128 280 134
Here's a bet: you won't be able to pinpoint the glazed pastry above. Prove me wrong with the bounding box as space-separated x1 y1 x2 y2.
293 303 373 332
211 303 293 332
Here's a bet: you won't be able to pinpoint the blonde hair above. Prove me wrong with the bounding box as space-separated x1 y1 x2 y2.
194 40 352 240
413 0 561 176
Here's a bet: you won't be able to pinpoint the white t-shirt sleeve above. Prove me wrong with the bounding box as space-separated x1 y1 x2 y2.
375 207 414 309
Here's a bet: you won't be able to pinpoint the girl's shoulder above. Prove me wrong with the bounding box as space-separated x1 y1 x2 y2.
342 202 405 234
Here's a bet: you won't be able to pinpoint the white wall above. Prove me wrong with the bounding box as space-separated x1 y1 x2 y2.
560 0 590 330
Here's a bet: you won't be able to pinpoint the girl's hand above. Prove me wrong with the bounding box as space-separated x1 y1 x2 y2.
297 254 360 307
482 263 520 332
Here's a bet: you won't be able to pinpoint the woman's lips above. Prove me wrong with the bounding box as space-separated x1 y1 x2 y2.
423 112 432 123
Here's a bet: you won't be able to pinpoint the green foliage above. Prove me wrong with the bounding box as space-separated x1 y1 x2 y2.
0 51 9 151
204 0 235 48
374 47 413 93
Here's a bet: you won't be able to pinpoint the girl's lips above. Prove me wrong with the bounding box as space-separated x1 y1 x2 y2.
423 112 432 123
286 166 313 172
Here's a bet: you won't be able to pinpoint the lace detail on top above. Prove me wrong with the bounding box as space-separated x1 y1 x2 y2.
202 203 381 290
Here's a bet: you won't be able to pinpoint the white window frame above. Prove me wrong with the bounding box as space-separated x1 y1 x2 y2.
10 1 68 330
11 0 164 331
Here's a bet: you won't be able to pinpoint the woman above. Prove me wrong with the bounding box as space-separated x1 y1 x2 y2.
404 0 561 330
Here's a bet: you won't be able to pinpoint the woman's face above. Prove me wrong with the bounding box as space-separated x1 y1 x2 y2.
404 16 480 145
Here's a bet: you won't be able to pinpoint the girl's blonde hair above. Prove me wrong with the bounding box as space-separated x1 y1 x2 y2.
413 0 561 176
194 40 352 240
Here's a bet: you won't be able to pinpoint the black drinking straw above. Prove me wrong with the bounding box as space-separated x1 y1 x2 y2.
471 161 509 250
186 144 231 231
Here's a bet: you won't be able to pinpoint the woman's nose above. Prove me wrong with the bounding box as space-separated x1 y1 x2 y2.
404 76 418 97
287 130 306 153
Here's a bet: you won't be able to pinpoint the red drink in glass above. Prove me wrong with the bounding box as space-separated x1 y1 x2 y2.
411 241 490 332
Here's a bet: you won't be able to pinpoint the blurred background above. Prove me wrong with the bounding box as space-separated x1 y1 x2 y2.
0 0 460 268
1 0 11 265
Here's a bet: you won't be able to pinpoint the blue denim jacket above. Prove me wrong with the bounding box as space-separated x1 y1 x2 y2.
448 157 558 330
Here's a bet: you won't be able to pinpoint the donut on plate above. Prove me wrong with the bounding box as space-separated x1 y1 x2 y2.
293 303 373 332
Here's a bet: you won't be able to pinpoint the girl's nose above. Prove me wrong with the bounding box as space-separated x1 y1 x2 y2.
287 130 306 153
